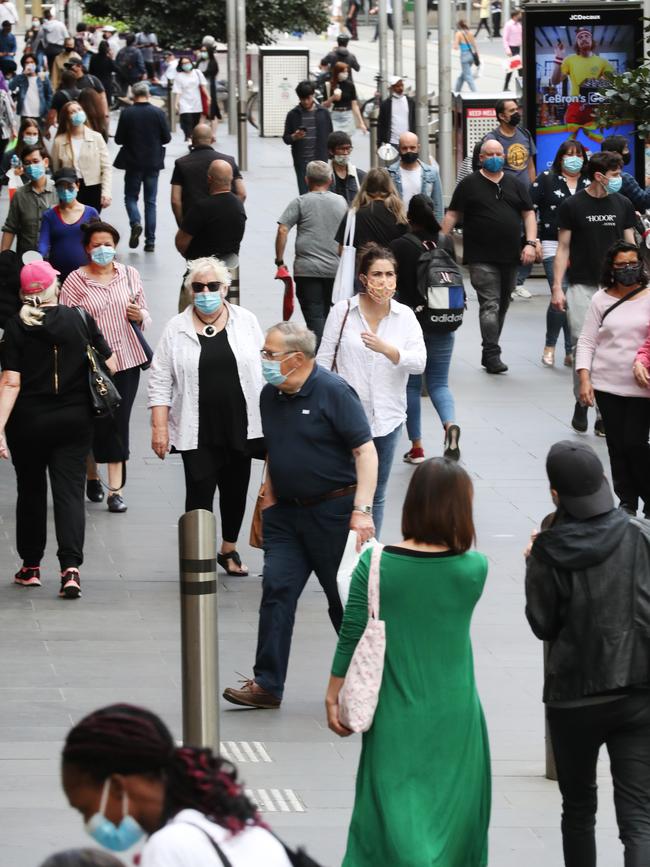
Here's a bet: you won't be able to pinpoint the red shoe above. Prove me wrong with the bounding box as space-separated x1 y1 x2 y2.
403 447 425 464
59 568 81 599
14 566 41 587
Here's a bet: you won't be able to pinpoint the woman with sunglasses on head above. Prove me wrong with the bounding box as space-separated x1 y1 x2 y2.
60 220 151 513
576 241 650 517
148 256 264 577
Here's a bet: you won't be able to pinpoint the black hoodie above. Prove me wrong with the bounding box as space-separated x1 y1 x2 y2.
525 508 650 702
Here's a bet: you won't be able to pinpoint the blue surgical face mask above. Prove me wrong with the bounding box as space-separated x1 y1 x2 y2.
23 134 39 145
562 156 583 173
482 155 505 173
85 779 145 852
91 245 116 266
605 176 623 194
262 359 289 387
57 187 77 203
193 291 222 314
70 110 87 126
24 162 44 180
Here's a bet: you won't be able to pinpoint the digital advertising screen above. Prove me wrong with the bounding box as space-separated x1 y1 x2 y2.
523 3 645 179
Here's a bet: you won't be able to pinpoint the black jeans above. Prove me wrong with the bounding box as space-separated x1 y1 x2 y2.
468 262 518 363
295 276 335 346
594 390 650 514
253 495 352 698
8 422 92 570
180 112 201 141
293 160 308 195
547 694 650 867
180 445 251 542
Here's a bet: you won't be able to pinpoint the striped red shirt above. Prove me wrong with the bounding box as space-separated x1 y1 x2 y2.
60 262 152 372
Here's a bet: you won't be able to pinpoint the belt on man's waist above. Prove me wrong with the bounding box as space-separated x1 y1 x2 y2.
332 107 351 112
281 484 357 508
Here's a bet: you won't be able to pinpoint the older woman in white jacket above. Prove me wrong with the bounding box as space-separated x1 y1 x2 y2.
148 257 264 576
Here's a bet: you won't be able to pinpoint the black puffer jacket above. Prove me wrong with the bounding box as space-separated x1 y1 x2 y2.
525 508 650 702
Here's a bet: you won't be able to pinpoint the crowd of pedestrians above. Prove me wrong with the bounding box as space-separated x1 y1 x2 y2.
2 11 650 867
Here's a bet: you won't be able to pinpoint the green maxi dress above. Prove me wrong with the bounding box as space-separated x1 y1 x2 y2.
332 546 491 867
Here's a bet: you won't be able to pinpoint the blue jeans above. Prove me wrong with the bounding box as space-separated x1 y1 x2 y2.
406 331 456 442
455 55 476 92
542 257 571 353
373 424 402 538
254 495 352 698
124 170 159 245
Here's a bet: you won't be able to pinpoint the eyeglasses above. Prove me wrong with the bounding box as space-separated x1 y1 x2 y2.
260 349 295 360
495 183 503 201
191 281 222 293
335 147 353 155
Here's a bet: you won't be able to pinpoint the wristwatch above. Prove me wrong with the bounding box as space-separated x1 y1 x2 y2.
275 258 284 266
353 504 373 516
525 239 538 248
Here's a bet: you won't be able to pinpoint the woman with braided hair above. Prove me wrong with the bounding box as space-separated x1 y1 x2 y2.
61 704 300 865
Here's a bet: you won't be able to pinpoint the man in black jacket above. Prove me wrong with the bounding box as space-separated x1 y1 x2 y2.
525 440 650 867
377 76 415 148
114 80 171 252
320 34 360 80
283 81 333 195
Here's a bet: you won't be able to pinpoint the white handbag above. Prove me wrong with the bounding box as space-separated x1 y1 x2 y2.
332 210 356 305
338 543 386 733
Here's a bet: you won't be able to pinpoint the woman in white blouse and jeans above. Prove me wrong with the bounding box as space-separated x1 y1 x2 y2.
317 243 425 535
148 257 264 576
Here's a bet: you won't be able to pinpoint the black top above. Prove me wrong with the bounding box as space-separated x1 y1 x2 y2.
335 200 407 249
0 305 111 428
320 47 360 75
384 546 456 558
181 192 247 259
113 102 171 172
77 73 105 94
330 166 366 205
390 229 456 309
529 170 589 241
51 85 81 114
327 79 357 110
282 104 333 164
260 364 372 501
557 189 636 286
197 330 247 450
448 170 534 264
170 146 242 213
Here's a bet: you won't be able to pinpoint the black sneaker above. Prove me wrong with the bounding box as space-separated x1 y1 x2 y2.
594 418 606 437
571 401 588 433
144 243 155 252
59 568 81 599
86 478 104 502
443 424 461 461
107 493 128 513
484 358 508 374
14 566 41 587
129 224 142 249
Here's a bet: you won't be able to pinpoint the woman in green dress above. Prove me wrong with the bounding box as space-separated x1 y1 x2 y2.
326 458 491 866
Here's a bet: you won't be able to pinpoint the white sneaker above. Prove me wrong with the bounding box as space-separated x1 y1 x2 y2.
511 285 532 299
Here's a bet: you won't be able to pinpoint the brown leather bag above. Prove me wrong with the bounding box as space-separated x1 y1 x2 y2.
249 462 267 549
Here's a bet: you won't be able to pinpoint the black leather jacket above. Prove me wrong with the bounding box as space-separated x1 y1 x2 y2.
525 508 650 702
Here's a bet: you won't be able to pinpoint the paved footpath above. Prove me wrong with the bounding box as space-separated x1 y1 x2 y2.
0 61 624 866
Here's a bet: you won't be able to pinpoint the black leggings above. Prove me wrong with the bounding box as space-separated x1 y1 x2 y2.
594 390 650 514
180 112 201 140
180 445 251 542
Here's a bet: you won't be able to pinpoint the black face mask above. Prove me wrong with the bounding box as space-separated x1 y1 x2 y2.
622 152 631 166
506 111 521 127
401 151 419 165
613 264 642 287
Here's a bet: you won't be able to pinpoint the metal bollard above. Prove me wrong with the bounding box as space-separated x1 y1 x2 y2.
166 87 177 133
369 107 379 169
544 642 557 780
178 509 219 750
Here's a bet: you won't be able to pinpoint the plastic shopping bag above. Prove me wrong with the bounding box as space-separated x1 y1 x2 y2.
337 530 376 608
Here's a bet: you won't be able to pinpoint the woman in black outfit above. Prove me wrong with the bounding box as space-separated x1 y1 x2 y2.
390 194 461 464
0 260 115 598
335 167 407 254
198 41 222 135
88 41 117 106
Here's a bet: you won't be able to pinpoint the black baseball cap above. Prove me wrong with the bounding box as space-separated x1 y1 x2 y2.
64 58 83 68
546 440 614 519
53 167 78 185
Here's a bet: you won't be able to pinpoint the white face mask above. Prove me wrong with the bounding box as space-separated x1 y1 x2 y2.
338 72 349 81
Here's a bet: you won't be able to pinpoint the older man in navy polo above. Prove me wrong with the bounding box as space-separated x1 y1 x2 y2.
223 322 377 709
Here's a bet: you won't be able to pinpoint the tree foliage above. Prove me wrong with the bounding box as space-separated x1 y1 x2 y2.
596 65 650 139
83 0 329 47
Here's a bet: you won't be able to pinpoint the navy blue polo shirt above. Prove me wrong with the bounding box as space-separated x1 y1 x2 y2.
260 364 372 501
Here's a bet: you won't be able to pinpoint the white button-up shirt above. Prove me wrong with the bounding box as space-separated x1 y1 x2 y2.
317 296 426 437
147 303 264 451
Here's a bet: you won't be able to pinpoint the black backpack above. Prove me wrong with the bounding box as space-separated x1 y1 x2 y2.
405 233 466 333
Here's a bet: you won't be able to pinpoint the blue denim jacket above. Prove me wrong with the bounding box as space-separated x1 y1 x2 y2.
10 73 52 121
388 159 444 223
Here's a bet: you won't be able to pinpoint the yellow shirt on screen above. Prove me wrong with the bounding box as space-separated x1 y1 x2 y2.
561 54 614 95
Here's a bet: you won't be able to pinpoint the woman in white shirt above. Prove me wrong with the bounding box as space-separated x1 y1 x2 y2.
317 242 425 535
61 703 299 867
172 57 209 143
148 256 264 577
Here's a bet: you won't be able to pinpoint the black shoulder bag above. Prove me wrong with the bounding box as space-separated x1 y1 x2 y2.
125 266 154 370
76 306 122 418
600 285 647 323
190 824 324 867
